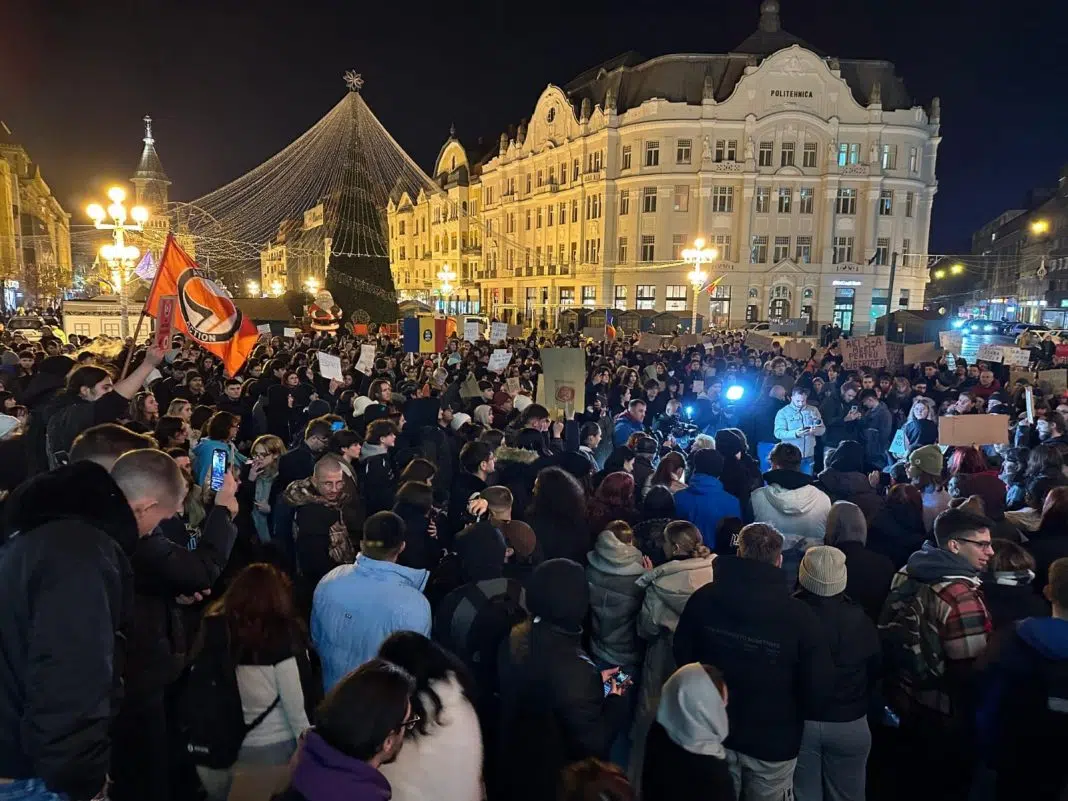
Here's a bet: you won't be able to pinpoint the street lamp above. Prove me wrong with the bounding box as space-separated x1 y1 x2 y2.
304 276 320 294
1031 219 1050 236
681 237 718 332
87 186 149 339
437 263 457 315
270 280 284 297
247 280 261 297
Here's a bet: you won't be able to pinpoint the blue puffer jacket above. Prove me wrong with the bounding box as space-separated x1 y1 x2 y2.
673 473 743 549
613 411 645 447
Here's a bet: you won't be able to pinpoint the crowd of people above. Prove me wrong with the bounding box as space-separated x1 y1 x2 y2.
0 320 1066 801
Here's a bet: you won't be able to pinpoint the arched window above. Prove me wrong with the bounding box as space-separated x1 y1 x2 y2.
769 284 792 319
451 156 456 171
461 201 468 214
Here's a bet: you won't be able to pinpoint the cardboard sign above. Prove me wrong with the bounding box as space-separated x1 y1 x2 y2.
488 349 512 373
692 379 705 395
508 324 524 339
903 342 942 364
354 344 375 375
506 376 521 395
1009 368 1033 387
841 335 890 369
634 333 663 353
771 318 807 333
1039 369 1068 395
460 373 482 399
256 323 271 335
939 331 963 352
316 352 343 381
1001 348 1032 367
783 340 812 361
154 295 177 351
582 326 606 342
676 333 700 349
490 322 508 344
541 348 586 416
745 332 774 352
976 344 1005 364
938 414 1009 446
283 327 300 339
463 320 481 343
946 352 958 370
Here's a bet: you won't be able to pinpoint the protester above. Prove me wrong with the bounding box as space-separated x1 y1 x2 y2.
673 449 742 549
824 501 895 622
773 386 825 475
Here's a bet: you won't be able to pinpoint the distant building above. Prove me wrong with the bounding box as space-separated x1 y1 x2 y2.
131 115 172 257
387 0 940 333
0 120 73 307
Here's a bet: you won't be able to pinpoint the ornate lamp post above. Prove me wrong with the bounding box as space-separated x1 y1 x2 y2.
682 237 718 332
87 187 149 339
437 263 456 315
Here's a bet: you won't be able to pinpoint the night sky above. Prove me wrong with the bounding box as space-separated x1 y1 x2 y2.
1 0 1064 253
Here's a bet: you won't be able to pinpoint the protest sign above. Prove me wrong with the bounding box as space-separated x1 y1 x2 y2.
506 376 521 395
1008 367 1033 387
490 322 508 344
1026 386 1035 424
783 340 812 361
745 332 774 352
488 349 512 373
316 352 343 381
460 373 482 399
508 324 524 339
885 341 905 368
976 344 1004 364
256 323 271 335
354 344 375 374
283 327 300 339
1039 369 1068 395
939 331 963 353
903 342 942 364
634 333 663 352
463 320 481 343
541 348 586 416
154 295 177 351
938 414 1009 446
1001 348 1032 367
582 326 606 342
692 379 705 395
675 333 700 349
889 428 908 459
946 352 958 370
841 335 890 369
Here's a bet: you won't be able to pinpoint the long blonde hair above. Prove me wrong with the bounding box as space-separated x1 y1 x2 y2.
910 396 936 421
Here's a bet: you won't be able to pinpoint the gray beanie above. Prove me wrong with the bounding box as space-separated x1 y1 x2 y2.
799 545 848 597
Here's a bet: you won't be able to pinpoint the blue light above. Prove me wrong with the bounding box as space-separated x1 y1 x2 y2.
983 324 994 332
726 385 745 401
685 406 694 417
951 319 965 329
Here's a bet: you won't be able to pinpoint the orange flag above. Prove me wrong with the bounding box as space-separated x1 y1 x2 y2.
145 235 259 376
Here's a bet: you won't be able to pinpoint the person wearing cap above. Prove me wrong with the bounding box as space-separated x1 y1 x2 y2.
791 546 880 801
908 444 950 532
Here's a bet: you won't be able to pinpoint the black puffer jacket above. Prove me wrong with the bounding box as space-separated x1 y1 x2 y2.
816 442 885 522
44 390 130 469
0 463 136 799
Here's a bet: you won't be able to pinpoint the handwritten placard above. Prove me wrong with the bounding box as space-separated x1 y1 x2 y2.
1039 369 1068 395
939 331 963 352
256 323 271 335
488 349 512 373
283 327 300 339
463 320 480 343
490 322 508 344
903 342 942 364
841 335 890 369
506 376 521 395
1001 348 1032 367
354 344 375 374
746 333 774 352
316 352 343 381
976 344 1005 364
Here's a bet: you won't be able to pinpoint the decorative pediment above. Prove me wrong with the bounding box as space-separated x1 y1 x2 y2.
771 258 802 274
774 165 803 177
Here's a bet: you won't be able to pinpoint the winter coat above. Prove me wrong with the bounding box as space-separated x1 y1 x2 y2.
613 411 645 447
981 571 1049 630
379 675 483 801
0 462 136 800
673 556 834 762
718 454 763 523
641 721 734 801
530 509 591 566
750 469 831 550
359 444 397 516
673 474 743 550
860 401 894 467
392 501 444 573
868 505 927 569
1027 525 1068 592
819 392 858 448
634 517 672 566
284 478 361 593
44 390 129 469
493 446 541 523
773 403 825 460
586 531 648 669
446 471 487 542
631 456 655 504
830 540 896 623
817 469 884 522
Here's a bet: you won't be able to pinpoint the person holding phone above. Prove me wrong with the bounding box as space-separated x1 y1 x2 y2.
773 386 826 476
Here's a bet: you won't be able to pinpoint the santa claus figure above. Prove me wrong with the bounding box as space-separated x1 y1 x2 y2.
307 289 343 333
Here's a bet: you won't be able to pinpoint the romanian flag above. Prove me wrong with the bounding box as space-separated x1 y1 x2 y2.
145 235 260 376
402 316 447 353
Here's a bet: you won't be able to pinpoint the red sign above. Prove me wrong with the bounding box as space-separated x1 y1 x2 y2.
154 295 177 351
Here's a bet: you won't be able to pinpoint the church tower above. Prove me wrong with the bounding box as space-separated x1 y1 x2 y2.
130 115 171 254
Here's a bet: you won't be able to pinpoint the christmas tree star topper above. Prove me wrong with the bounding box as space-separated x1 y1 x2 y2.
343 71 365 92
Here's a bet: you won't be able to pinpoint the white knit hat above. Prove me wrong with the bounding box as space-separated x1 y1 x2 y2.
513 394 533 412
450 412 472 430
799 546 848 597
351 396 374 416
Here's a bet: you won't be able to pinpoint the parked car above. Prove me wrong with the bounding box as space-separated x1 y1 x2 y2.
5 315 48 342
1006 322 1049 337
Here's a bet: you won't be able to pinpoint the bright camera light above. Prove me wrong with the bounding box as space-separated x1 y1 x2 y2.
726 385 745 402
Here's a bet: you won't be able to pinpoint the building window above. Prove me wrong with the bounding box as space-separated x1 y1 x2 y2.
547 204 554 226
559 287 574 307
584 238 601 262
434 235 440 252
558 243 565 264
617 236 628 263
838 143 860 166
881 144 898 170
778 187 793 214
676 139 692 164
672 234 685 260
399 246 405 259
755 187 770 213
751 235 768 264
548 167 554 185
535 246 542 266
898 288 910 308
909 147 919 173
905 191 915 218
588 151 603 172
573 159 580 181
398 220 405 235
525 210 531 230
673 185 690 212
642 187 657 213
559 162 566 183
803 142 818 168
559 202 567 222
835 188 857 215
796 235 812 264
536 207 543 228
536 170 543 187
620 190 630 215
715 140 738 162
622 145 632 170
571 200 578 223
902 238 912 268
780 142 795 167
641 235 655 262
714 140 726 162
874 237 890 266
526 174 532 193
570 242 577 263
645 140 660 167
666 285 688 312
713 234 731 261
878 190 894 216
711 186 734 212
833 236 855 264
615 285 628 309
451 234 458 250
636 285 656 310
773 236 790 263
758 141 774 166
582 285 596 306
799 187 814 214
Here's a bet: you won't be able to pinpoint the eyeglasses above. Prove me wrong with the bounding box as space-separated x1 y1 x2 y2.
398 714 420 733
953 537 994 552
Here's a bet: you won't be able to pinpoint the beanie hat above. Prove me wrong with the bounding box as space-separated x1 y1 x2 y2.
527 558 588 630
450 412 472 431
714 429 744 459
500 520 538 559
909 444 944 478
513 394 533 413
492 391 511 408
351 396 374 416
799 546 848 597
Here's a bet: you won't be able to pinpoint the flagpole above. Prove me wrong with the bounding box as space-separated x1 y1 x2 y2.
120 235 174 379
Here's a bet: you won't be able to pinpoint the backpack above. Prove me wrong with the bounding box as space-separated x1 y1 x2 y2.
180 616 280 769
436 577 527 690
878 577 946 689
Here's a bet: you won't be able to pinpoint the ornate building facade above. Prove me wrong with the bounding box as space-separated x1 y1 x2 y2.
131 115 172 257
0 121 72 306
387 0 940 332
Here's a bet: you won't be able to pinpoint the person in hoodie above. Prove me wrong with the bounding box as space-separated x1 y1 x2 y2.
982 539 1049 630
0 461 137 801
975 556 1068 801
641 663 735 801
815 440 885 523
497 558 630 801
715 429 762 523
360 418 399 515
278 659 416 801
824 501 895 623
312 511 431 693
751 443 831 583
587 523 652 678
773 386 826 475
673 449 742 550
857 388 894 469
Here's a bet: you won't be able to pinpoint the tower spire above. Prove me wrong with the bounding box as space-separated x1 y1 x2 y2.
143 115 154 144
759 0 781 32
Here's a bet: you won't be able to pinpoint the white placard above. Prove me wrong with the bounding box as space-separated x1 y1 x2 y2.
355 344 375 374
490 322 508 344
463 320 480 343
256 323 271 335
488 349 512 373
283 327 300 339
1001 347 1032 367
939 331 963 352
1026 385 1035 424
976 344 1004 363
317 352 343 381
692 379 705 395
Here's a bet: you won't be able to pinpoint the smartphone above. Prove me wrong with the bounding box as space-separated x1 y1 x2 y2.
330 420 345 432
603 670 632 696
209 448 228 492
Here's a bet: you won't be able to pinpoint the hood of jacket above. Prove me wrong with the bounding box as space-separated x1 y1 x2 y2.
753 482 827 517
656 662 729 758
1016 616 1068 660
826 440 865 473
685 472 731 497
494 445 540 466
818 469 873 498
762 468 816 491
587 530 647 576
636 555 716 614
283 476 351 509
3 460 138 554
291 730 392 801
903 540 981 583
